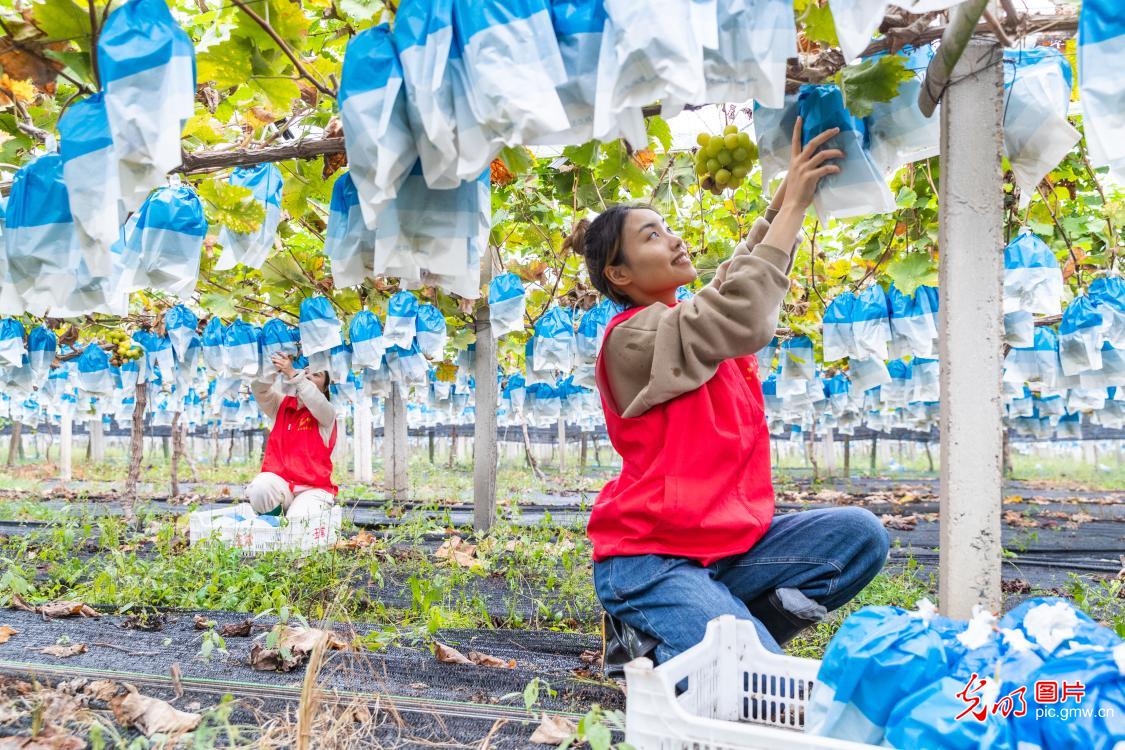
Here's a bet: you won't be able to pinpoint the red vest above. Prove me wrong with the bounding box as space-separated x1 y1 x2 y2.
587 306 775 566
260 396 338 495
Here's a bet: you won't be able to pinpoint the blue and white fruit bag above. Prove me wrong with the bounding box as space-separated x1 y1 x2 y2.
2 151 82 316
1079 0 1125 181
324 172 375 288
214 163 284 271
349 311 385 371
126 178 207 299
798 84 893 221
451 0 568 155
57 93 121 277
299 296 343 357
1002 48 1079 205
96 0 195 212
384 291 419 350
807 600 961 744
488 272 526 340
339 24 417 227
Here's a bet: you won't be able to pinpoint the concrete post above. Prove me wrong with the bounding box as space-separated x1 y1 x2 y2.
473 249 500 531
90 418 104 463
557 419 567 472
937 39 1005 619
353 397 373 483
383 386 409 500
59 410 72 482
823 428 835 478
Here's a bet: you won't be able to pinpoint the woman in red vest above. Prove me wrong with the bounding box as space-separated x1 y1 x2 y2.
574 120 889 674
246 352 339 517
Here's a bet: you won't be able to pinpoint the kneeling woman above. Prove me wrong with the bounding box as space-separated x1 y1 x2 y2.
576 120 890 671
247 352 338 517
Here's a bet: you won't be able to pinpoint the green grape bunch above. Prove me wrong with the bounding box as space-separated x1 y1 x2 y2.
694 124 759 195
105 329 144 365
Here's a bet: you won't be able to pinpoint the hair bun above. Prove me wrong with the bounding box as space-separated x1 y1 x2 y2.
563 218 591 257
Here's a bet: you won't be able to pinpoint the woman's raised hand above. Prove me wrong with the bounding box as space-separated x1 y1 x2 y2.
270 352 296 377
781 116 843 213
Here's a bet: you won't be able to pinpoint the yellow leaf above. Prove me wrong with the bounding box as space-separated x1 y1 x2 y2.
244 105 276 129
0 74 37 105
827 258 852 280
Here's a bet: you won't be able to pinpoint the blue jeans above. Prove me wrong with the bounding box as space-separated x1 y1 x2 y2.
593 507 890 663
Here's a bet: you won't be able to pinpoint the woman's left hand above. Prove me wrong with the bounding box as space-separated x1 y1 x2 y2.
270 352 297 377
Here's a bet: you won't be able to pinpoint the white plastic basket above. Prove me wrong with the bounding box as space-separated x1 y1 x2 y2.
624 615 881 750
188 502 342 556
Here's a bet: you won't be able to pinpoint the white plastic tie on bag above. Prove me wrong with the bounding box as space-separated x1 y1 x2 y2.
1023 601 1080 653
1000 627 1035 653
955 605 998 650
911 597 938 624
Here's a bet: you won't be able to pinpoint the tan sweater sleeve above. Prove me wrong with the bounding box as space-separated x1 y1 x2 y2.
603 218 794 419
250 376 283 422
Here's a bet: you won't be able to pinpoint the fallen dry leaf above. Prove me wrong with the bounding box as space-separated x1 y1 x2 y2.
335 530 377 550
40 644 87 658
433 642 515 668
435 536 479 568
249 627 348 672
1001 579 1032 594
0 726 87 749
112 690 201 737
218 619 253 637
579 649 602 666
11 596 98 620
467 651 516 669
881 514 918 531
192 614 215 630
529 714 576 745
0 626 17 644
82 680 127 703
813 489 849 504
434 641 473 666
1002 510 1040 528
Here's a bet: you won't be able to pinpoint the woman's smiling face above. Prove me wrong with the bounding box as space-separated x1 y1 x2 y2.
604 208 697 305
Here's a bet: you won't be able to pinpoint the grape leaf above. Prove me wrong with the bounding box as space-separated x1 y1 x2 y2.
794 0 839 47
563 141 599 169
197 178 266 234
499 146 535 176
646 115 673 153
886 252 937 295
29 0 88 42
199 291 238 319
837 55 913 119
